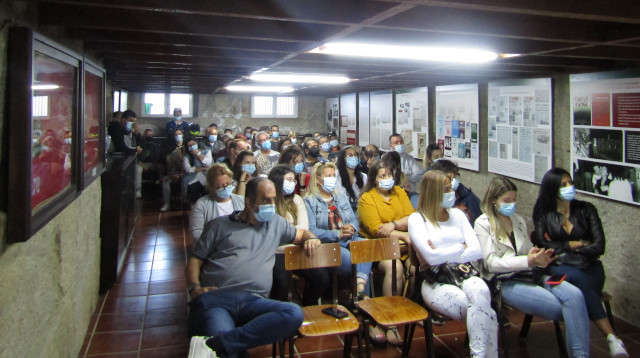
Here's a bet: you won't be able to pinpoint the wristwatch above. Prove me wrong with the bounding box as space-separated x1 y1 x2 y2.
188 283 200 293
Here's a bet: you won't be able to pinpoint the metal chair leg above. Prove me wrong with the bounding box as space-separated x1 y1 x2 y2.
424 316 435 358
519 314 533 338
499 319 510 358
343 333 353 358
554 321 568 358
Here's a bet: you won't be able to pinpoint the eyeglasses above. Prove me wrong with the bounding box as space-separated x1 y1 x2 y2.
215 183 234 191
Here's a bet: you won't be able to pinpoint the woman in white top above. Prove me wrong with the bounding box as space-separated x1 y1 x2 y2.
189 164 244 245
268 165 327 306
408 170 498 358
335 145 367 213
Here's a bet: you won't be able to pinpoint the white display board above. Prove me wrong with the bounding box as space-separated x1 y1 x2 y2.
570 71 640 206
339 93 357 145
358 92 370 147
488 78 553 183
326 98 338 134
369 90 394 151
395 87 428 159
435 84 480 171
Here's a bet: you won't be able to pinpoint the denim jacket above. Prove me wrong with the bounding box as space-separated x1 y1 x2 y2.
304 192 360 243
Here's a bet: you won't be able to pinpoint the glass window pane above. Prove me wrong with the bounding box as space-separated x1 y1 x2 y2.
112 91 119 111
33 95 49 117
143 93 164 115
169 93 191 116
276 96 295 116
253 95 273 116
120 91 128 112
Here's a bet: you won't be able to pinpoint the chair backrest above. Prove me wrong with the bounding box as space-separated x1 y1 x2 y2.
284 243 341 271
350 237 401 264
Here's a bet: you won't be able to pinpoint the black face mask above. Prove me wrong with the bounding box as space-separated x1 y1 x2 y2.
144 136 153 142
308 147 320 159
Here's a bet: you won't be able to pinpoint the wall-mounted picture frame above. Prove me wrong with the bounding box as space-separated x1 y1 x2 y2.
7 27 82 243
81 59 106 188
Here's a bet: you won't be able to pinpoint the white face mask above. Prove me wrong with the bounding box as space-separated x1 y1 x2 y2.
377 178 394 190
441 191 456 208
321 176 337 192
283 180 296 195
290 138 297 144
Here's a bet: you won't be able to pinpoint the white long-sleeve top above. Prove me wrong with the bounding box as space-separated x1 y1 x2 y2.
400 152 422 191
408 208 482 266
182 151 213 174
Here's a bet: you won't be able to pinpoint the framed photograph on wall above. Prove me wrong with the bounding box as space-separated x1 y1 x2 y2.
7 27 82 242
82 60 106 188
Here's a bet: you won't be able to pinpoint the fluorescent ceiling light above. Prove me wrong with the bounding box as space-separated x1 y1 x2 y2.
249 73 350 84
32 84 60 90
499 53 522 58
226 85 294 93
309 42 498 63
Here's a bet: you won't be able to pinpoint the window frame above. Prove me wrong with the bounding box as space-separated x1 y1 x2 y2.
141 92 193 118
251 94 298 118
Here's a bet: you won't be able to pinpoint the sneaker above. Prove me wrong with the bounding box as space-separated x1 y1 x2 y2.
135 190 142 199
188 336 217 358
160 203 170 212
607 334 629 358
431 313 447 326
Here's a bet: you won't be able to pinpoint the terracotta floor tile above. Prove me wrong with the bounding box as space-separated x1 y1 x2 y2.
125 251 155 263
95 312 145 332
140 324 190 349
109 282 149 297
102 296 147 314
139 344 189 358
121 261 153 273
130 245 156 254
119 270 151 284
144 306 188 328
78 333 91 357
151 259 185 271
435 332 468 358
148 279 187 295
147 292 188 310
153 250 185 261
154 243 183 252
150 268 185 282
86 331 141 355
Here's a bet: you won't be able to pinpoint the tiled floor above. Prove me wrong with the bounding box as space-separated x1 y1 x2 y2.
79 196 640 357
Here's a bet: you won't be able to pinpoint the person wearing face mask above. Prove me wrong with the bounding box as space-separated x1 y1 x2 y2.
187 177 322 358
243 126 253 140
189 164 245 245
287 130 298 145
328 133 341 159
389 133 422 191
358 159 415 346
302 138 327 174
335 146 367 213
231 151 258 197
533 168 628 357
475 176 590 358
182 138 213 204
278 146 309 195
107 110 142 155
165 107 190 150
253 131 280 175
431 159 482 225
161 129 186 212
317 135 332 162
270 124 281 147
408 170 497 358
201 126 225 158
424 143 444 172
357 144 380 177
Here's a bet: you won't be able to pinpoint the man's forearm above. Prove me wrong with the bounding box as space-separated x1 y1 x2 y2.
185 257 203 285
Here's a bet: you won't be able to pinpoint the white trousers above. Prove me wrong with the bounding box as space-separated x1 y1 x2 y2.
421 276 498 358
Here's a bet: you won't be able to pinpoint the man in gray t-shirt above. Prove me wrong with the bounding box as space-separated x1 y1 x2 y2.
186 178 321 358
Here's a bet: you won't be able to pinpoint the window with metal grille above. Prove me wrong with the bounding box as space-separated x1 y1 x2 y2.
251 95 297 118
33 95 49 117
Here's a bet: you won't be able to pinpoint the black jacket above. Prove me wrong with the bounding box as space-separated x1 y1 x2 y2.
533 200 605 268
107 121 137 154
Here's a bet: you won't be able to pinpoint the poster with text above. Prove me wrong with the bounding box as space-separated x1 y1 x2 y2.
340 93 357 144
326 98 339 135
570 71 640 205
359 92 370 147
395 87 428 158
370 90 393 150
488 78 553 183
435 84 479 171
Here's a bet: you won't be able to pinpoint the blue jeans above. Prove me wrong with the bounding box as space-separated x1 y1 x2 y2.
502 279 590 358
550 260 606 321
188 290 303 358
341 238 373 284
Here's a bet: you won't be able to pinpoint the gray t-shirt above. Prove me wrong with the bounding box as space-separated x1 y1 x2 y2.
192 211 297 297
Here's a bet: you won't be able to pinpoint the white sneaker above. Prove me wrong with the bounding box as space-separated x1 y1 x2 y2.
607 334 629 358
188 336 217 358
160 203 170 212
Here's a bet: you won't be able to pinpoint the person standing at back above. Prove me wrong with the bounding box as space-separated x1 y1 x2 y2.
165 107 189 150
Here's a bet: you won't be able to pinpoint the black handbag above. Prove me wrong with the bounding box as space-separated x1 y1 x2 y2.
423 262 480 287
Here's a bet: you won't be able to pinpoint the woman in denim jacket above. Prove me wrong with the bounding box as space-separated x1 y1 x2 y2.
304 162 372 298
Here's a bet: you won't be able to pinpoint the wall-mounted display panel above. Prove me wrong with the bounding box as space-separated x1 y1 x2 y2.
326 97 338 135
369 90 393 151
82 60 106 188
395 87 428 159
339 93 357 145
488 78 553 183
435 84 479 171
358 92 370 147
570 71 640 206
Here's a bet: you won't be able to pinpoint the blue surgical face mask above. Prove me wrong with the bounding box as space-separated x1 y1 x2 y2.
559 185 576 201
242 164 256 175
441 191 456 208
497 202 516 217
216 185 235 199
294 162 304 174
208 135 217 142
255 204 276 222
329 140 339 147
451 177 460 191
125 121 133 131
64 138 72 145
394 143 405 154
261 141 271 151
346 156 359 169
174 116 182 121
175 134 183 143
190 144 198 152
320 142 331 152
377 178 395 190
272 131 279 139
321 176 337 192
283 180 296 195
245 132 252 140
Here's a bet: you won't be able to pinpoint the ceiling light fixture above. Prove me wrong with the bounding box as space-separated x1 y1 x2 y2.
499 53 522 58
249 73 350 84
226 85 294 93
32 84 60 90
309 42 498 63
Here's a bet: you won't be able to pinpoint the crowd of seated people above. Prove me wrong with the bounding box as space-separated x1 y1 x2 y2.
106 113 628 358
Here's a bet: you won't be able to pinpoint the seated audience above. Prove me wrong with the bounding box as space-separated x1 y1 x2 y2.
189 164 245 245
222 139 250 169
357 144 380 177
389 133 422 191
423 143 443 171
279 146 309 195
431 159 482 225
165 107 189 150
186 178 321 358
201 125 225 158
136 128 164 198
182 137 213 204
475 175 590 358
532 168 628 357
276 137 293 153
335 145 367 213
317 135 332 162
287 130 298 145
254 131 280 175
231 151 258 196
161 129 185 212
382 151 411 194
408 170 497 357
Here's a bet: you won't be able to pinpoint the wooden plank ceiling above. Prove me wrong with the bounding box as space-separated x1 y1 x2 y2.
36 0 640 95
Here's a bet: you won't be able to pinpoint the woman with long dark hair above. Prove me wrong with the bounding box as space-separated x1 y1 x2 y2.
335 146 366 213
230 151 258 196
533 168 628 357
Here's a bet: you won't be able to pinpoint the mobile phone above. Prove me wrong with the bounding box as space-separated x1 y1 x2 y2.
321 306 348 319
546 274 567 285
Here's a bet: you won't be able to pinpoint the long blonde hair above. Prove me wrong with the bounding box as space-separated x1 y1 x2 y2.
306 161 337 198
416 170 449 228
480 176 518 242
